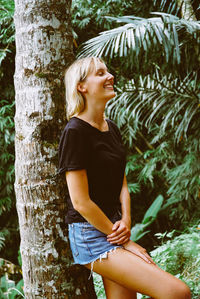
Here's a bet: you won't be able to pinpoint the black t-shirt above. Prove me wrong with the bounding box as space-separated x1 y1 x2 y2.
58 117 126 224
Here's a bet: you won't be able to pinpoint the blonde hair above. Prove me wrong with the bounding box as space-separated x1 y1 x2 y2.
64 57 104 120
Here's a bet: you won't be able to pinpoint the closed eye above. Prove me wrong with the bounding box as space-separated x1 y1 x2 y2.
96 66 108 76
97 71 105 76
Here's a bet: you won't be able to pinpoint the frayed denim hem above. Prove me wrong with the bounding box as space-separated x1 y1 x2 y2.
84 246 122 279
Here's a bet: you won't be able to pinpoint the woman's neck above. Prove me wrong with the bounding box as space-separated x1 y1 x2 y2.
77 106 107 131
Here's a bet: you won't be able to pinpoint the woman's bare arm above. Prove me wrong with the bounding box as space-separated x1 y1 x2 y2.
66 169 114 235
107 174 131 244
119 174 131 228
106 174 155 264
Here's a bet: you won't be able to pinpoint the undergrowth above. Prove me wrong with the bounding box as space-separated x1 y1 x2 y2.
93 225 200 298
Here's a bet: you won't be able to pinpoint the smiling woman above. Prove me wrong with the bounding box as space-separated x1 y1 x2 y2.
77 60 115 117
64 57 115 123
58 57 191 299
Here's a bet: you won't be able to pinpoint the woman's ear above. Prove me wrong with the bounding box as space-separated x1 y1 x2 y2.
77 82 87 93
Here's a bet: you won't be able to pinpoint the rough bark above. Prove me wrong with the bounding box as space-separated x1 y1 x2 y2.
177 0 197 20
14 0 97 298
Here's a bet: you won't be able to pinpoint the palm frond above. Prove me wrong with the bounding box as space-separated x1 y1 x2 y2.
0 229 10 250
79 14 200 71
164 152 200 208
153 0 181 15
107 71 200 144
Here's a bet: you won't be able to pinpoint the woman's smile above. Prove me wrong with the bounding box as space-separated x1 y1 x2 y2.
104 83 114 90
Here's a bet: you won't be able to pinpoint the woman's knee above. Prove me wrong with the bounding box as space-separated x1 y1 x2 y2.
156 275 191 299
170 282 191 299
179 283 191 299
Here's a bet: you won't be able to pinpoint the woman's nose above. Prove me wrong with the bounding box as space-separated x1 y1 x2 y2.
107 72 114 81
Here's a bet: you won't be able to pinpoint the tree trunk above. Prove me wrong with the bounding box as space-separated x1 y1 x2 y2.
177 0 197 20
14 0 97 298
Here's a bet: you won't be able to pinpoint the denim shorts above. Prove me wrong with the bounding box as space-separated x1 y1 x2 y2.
68 220 122 266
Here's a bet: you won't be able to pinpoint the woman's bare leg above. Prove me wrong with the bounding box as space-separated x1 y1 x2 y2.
102 276 137 299
85 248 191 299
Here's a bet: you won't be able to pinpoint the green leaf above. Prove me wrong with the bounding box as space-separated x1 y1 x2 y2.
130 223 150 242
142 195 164 224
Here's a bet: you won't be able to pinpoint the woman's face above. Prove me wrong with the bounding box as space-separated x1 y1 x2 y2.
78 61 115 102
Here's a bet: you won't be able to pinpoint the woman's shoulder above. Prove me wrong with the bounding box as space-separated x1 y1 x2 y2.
59 117 88 152
106 118 118 128
63 117 88 133
106 119 120 133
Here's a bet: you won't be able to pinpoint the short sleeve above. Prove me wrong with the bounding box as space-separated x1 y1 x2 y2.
58 127 87 174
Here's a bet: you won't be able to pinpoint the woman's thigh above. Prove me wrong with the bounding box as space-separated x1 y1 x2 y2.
102 276 137 299
85 248 190 299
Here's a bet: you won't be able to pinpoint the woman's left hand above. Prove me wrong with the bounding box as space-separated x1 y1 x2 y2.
107 220 131 245
124 240 156 265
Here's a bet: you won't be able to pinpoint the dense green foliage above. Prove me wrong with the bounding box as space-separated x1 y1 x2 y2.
0 1 21 292
0 0 16 255
0 275 24 299
0 100 15 248
79 1 200 232
72 0 156 46
150 225 200 298
0 0 15 65
0 251 24 298
77 2 200 296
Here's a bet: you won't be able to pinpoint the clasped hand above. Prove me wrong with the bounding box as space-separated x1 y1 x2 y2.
107 219 130 245
107 220 155 265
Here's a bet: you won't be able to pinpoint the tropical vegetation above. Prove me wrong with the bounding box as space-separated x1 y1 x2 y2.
79 0 200 233
0 0 16 259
